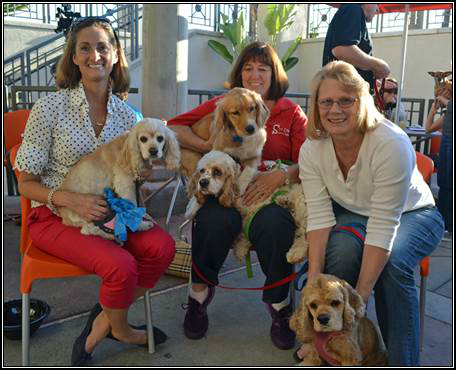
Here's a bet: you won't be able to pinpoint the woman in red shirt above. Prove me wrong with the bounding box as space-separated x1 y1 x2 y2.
168 41 307 350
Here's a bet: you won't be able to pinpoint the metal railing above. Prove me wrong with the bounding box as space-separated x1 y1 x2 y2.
8 85 139 112
188 90 426 126
188 89 312 113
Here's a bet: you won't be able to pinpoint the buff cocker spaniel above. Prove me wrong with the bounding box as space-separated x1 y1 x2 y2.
185 151 308 264
59 118 181 241
180 87 269 195
290 274 388 366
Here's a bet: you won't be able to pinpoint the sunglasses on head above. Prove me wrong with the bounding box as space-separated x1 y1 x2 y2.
69 16 118 40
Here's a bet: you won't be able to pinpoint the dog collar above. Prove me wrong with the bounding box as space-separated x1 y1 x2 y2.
232 135 243 143
314 331 344 366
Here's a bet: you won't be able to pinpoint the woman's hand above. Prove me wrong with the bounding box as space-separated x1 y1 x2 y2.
241 170 285 206
69 192 109 222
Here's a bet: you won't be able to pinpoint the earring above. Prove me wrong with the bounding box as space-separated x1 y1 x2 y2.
316 129 321 137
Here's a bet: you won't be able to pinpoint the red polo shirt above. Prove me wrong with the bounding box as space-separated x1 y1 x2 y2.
167 96 307 163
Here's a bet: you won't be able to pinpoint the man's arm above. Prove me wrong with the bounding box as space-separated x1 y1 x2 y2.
332 44 390 79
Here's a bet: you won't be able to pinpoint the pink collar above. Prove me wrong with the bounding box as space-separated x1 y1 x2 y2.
314 331 344 366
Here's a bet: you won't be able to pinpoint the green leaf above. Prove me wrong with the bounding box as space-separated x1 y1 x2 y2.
281 36 302 62
282 57 299 72
208 40 234 64
4 3 29 15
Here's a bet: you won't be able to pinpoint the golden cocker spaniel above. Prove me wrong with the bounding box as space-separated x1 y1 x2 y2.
180 87 269 195
185 151 308 264
290 274 388 366
59 118 181 241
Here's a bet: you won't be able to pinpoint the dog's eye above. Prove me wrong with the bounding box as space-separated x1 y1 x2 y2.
309 302 317 310
231 110 240 116
139 136 148 143
212 168 222 177
331 300 341 307
157 135 164 143
249 106 256 113
199 168 205 174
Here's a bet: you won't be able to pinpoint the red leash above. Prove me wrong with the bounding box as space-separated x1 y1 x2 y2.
191 260 297 291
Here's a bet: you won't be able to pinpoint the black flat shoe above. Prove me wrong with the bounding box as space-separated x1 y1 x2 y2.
71 303 103 366
107 324 167 347
293 348 303 363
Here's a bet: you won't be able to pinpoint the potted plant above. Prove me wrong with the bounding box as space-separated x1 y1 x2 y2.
208 5 302 73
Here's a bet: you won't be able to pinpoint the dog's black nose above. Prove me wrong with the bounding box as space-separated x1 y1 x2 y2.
199 178 209 188
149 148 158 156
317 314 330 325
245 125 255 134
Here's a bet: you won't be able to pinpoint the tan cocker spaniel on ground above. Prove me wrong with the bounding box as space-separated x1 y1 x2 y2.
180 87 269 195
59 118 181 241
290 273 388 366
185 151 308 264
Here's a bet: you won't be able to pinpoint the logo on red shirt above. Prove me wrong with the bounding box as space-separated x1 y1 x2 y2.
271 124 290 136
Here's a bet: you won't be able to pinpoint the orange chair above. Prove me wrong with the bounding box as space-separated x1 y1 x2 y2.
415 151 434 351
429 134 442 173
3 109 31 196
10 150 156 366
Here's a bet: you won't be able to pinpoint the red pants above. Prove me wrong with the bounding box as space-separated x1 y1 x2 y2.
28 206 176 309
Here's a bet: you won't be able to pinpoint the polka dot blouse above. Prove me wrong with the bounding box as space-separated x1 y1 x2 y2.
14 82 139 210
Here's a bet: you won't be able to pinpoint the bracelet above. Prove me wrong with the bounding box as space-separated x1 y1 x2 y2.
47 189 57 208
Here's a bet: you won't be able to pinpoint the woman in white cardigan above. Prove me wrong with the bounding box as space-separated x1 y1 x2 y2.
297 61 444 366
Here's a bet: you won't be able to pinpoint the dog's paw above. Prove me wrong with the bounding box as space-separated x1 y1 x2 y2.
137 220 154 231
286 245 307 264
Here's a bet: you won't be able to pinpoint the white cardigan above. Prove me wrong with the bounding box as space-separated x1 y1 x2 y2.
298 118 435 251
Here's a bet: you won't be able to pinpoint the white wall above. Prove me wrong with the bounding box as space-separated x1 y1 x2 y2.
4 20 57 58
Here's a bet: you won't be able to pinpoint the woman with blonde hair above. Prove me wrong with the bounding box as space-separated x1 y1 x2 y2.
297 61 444 365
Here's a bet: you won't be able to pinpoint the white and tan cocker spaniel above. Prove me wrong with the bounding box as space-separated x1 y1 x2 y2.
290 273 388 366
180 87 269 195
59 118 181 241
185 150 308 264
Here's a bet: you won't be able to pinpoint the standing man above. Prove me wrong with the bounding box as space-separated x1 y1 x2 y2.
323 4 390 91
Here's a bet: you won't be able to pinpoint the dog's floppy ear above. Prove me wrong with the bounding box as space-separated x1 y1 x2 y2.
211 99 226 135
340 280 365 331
289 286 315 343
187 170 199 199
253 92 270 128
163 126 181 171
119 126 142 176
187 170 207 205
219 163 240 208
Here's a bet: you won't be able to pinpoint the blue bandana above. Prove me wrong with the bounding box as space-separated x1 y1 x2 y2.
103 188 147 242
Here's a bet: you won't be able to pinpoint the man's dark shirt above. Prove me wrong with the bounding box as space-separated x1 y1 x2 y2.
323 4 374 89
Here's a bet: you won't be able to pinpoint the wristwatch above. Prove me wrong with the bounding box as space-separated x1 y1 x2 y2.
281 166 290 186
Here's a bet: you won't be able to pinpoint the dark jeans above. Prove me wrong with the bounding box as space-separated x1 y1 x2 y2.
437 134 453 232
191 197 295 303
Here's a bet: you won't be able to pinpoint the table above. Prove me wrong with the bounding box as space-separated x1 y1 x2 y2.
404 126 441 155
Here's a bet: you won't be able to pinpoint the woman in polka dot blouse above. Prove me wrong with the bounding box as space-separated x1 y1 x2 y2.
14 17 175 366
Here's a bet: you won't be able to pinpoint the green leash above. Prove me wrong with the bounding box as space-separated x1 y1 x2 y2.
243 159 294 278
